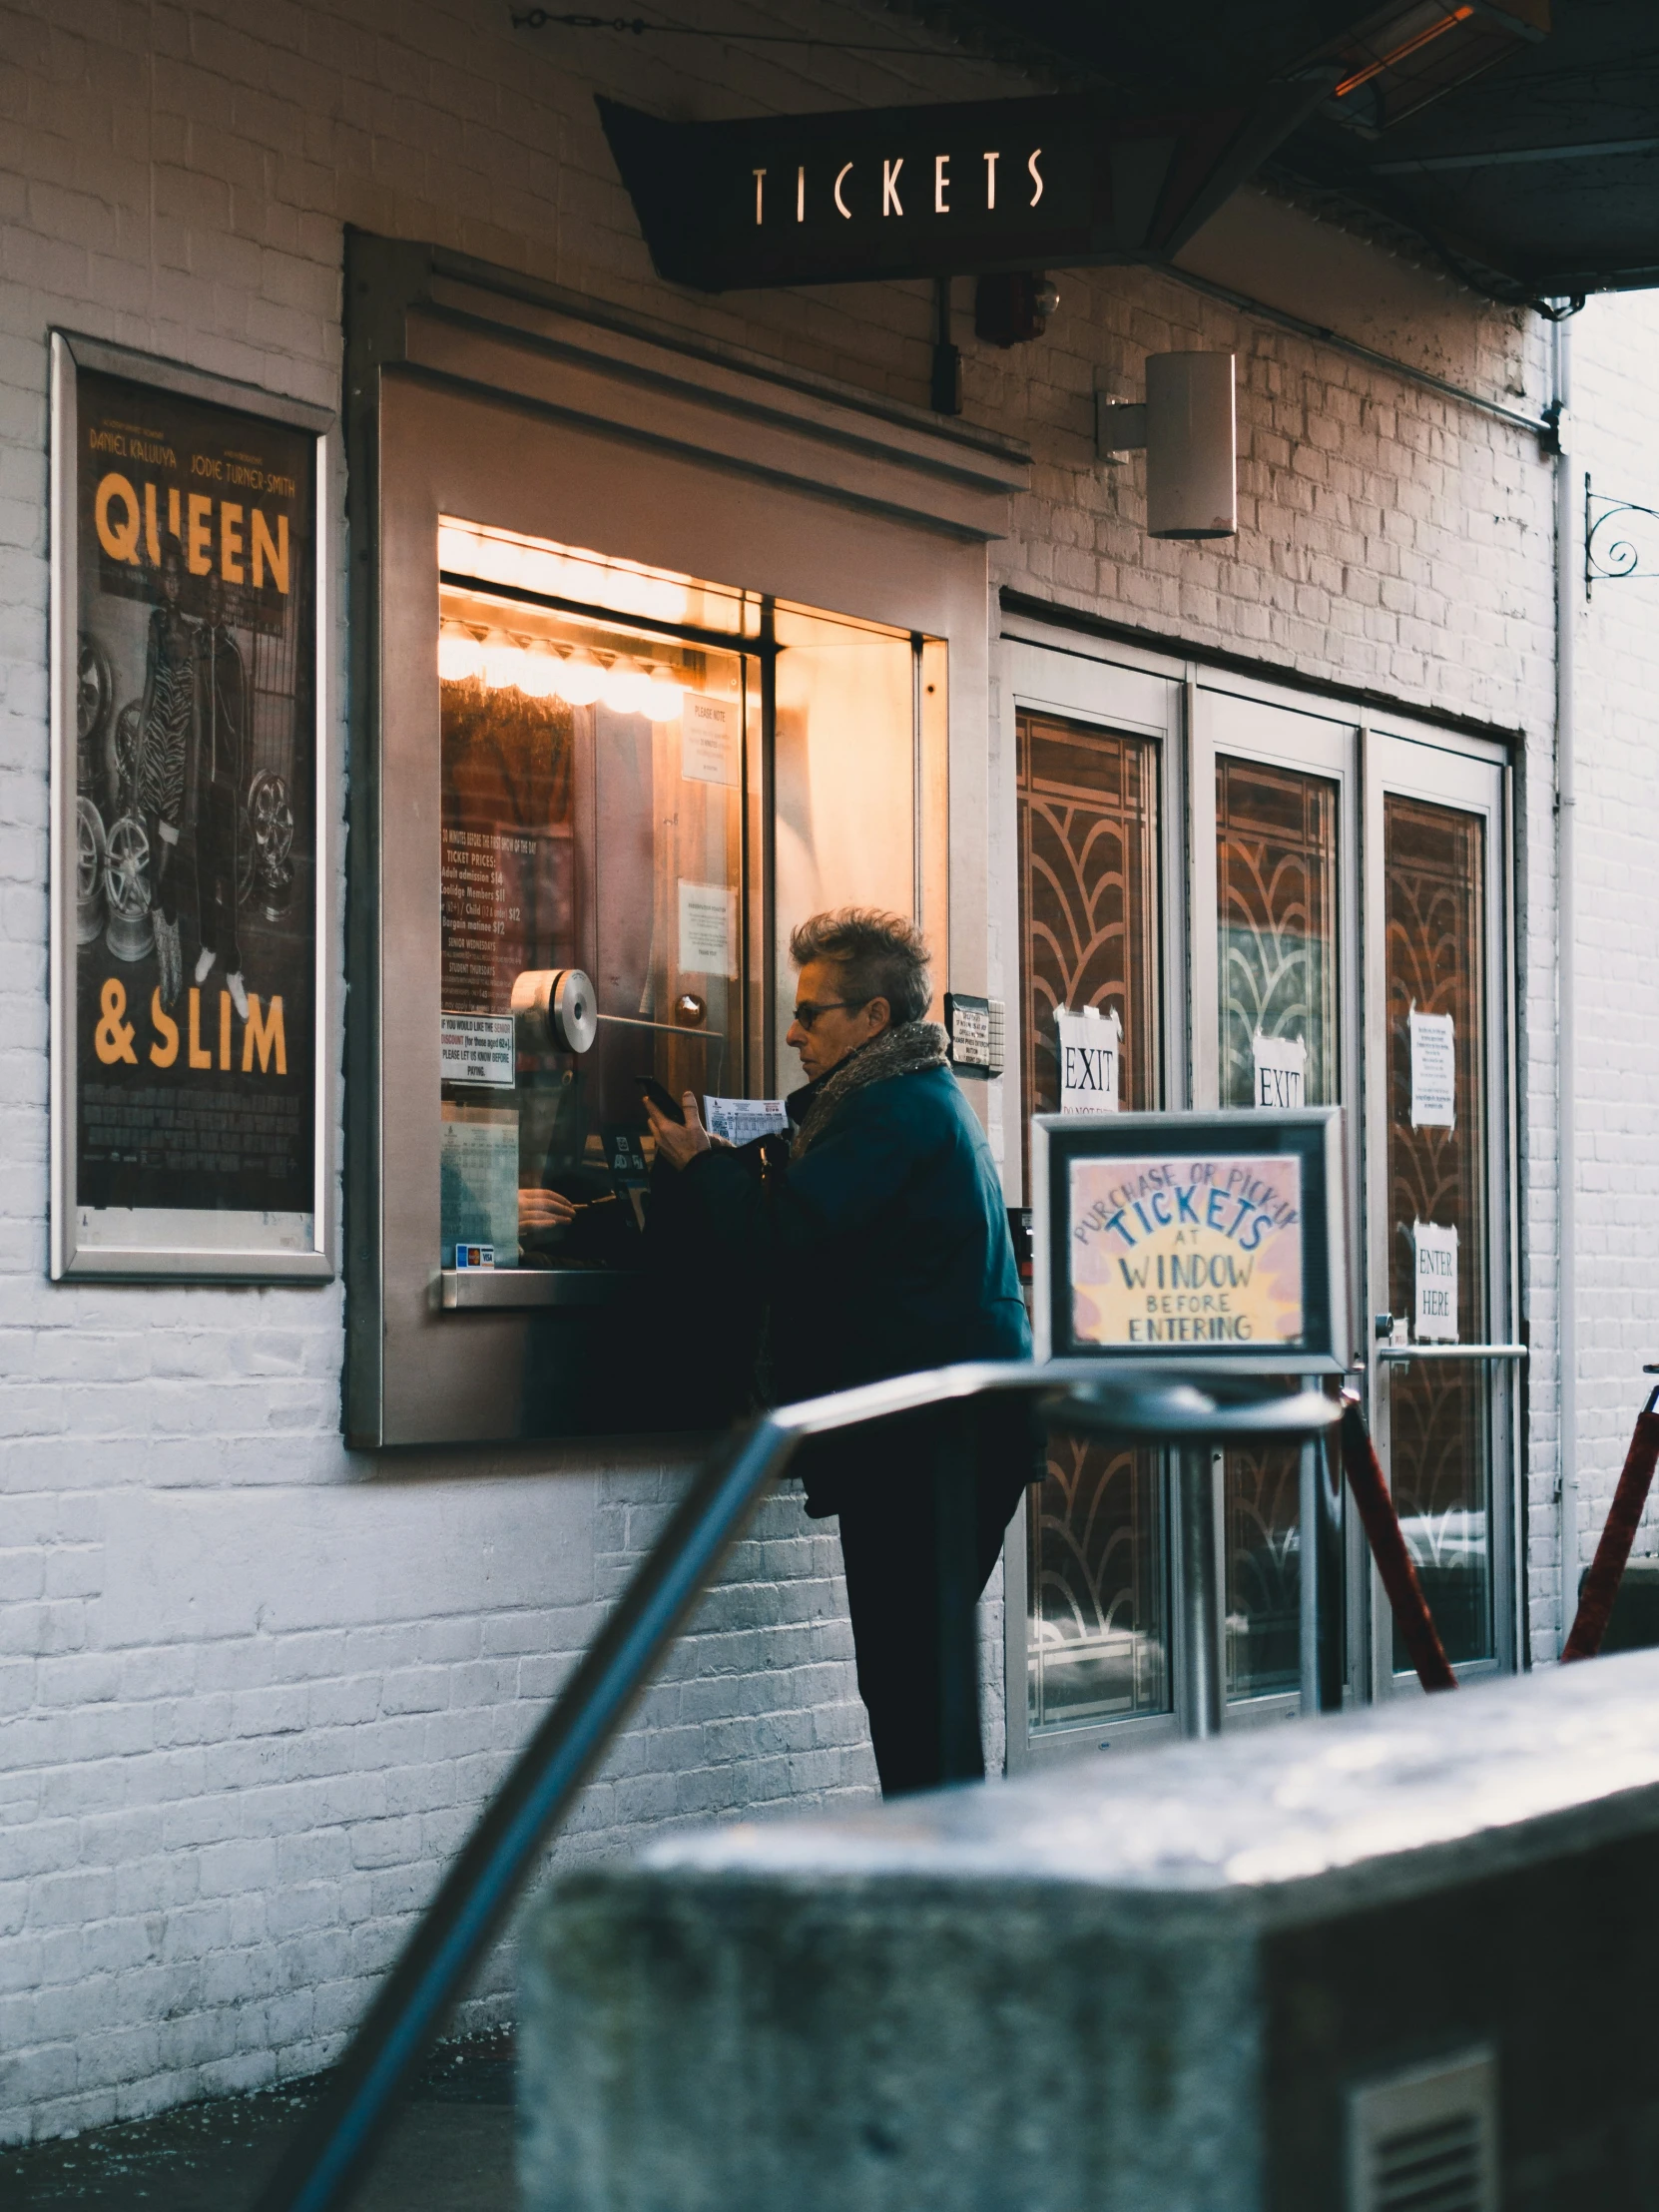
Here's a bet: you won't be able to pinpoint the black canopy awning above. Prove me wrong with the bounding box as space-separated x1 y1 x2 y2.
922 0 1659 300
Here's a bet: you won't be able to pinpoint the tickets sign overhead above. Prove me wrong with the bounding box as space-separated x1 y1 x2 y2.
597 83 1327 292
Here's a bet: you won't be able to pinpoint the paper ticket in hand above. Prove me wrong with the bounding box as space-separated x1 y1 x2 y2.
705 1096 789 1146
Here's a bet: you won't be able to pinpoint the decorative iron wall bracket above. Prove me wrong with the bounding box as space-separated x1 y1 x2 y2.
1586 477 1659 594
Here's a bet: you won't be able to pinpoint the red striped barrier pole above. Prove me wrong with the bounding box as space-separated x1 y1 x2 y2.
1560 1382 1659 1663
1336 1388 1458 1694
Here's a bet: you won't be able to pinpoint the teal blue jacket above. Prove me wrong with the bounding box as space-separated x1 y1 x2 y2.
671 1061 1030 1502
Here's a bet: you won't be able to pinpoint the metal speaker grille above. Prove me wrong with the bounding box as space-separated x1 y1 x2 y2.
1349 2048 1497 2212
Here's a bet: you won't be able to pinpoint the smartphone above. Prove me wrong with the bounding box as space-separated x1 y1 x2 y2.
635 1074 686 1125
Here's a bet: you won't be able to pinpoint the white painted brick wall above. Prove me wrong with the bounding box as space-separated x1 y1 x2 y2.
0 0 1017 2139
1552 289 1659 1602
3 0 1653 2146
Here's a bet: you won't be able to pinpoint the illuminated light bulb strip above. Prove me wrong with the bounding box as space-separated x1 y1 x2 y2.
555 652 604 707
437 622 485 682
436 519 691 626
645 671 684 719
437 619 684 719
600 660 651 715
516 643 564 700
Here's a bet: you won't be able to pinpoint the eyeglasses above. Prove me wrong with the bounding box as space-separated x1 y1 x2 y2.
791 997 866 1031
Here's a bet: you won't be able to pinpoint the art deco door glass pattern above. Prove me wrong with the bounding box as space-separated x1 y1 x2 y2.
1215 757 1340 1700
1384 796 1493 1668
1017 710 1167 1729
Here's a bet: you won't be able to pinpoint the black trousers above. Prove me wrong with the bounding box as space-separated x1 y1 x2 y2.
835 1438 1030 1799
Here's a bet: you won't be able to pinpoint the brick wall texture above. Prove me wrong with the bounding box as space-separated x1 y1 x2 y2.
0 0 1650 2144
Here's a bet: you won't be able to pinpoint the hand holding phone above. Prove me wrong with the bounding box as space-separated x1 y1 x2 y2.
635 1074 686 1125
637 1077 712 1172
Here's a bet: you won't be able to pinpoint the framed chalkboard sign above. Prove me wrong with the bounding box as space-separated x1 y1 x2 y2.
1031 1108 1350 1375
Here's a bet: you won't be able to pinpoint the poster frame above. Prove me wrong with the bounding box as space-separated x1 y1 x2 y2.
48 330 336 1282
1031 1105 1350 1374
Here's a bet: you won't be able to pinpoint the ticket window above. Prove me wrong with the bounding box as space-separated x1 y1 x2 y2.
432 519 933 1288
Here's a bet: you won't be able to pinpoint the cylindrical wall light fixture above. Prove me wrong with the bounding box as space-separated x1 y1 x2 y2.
1097 352 1238 541
1145 352 1237 540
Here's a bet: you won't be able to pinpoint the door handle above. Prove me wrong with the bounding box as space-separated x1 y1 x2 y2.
1376 1344 1527 1363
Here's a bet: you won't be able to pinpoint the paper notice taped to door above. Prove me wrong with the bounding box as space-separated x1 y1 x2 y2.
1409 1005 1455 1128
681 694 739 788
1413 1219 1458 1341
1056 1004 1122 1113
1252 1029 1307 1110
678 880 736 973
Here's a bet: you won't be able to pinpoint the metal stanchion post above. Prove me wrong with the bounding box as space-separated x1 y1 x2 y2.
1177 1445 1225 1739
1314 1427 1346 1711
1300 1411 1347 1717
1048 1379 1338 1743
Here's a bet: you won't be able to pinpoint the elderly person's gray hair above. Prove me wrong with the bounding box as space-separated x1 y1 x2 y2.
789 908 932 1026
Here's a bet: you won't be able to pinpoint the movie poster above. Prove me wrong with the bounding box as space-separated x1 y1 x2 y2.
54 341 328 1277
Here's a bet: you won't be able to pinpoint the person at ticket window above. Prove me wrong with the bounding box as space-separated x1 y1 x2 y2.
193 571 250 1017
133 535 195 1010
645 907 1033 1799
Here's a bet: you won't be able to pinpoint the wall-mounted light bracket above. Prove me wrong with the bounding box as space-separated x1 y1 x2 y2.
1096 398 1147 458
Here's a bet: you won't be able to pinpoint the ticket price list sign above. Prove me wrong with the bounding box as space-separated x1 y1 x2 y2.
1068 1153 1305 1350
440 825 567 1015
53 337 329 1277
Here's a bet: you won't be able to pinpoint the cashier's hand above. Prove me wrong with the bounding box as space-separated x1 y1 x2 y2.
646 1090 711 1170
519 1188 580 1233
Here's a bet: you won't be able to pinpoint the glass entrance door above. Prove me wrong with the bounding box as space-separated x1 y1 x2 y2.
1017 706 1168 1733
1007 636 1516 1760
1193 691 1361 1715
1193 695 1514 1711
1365 732 1515 1689
1003 637 1184 1753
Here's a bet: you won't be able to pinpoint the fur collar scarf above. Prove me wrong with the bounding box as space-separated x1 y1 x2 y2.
788 1019 949 1160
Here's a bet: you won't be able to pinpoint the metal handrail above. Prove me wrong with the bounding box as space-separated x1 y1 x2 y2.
253 1361 1078 2212
1377 1343 1528 1363
255 1357 1338 2212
